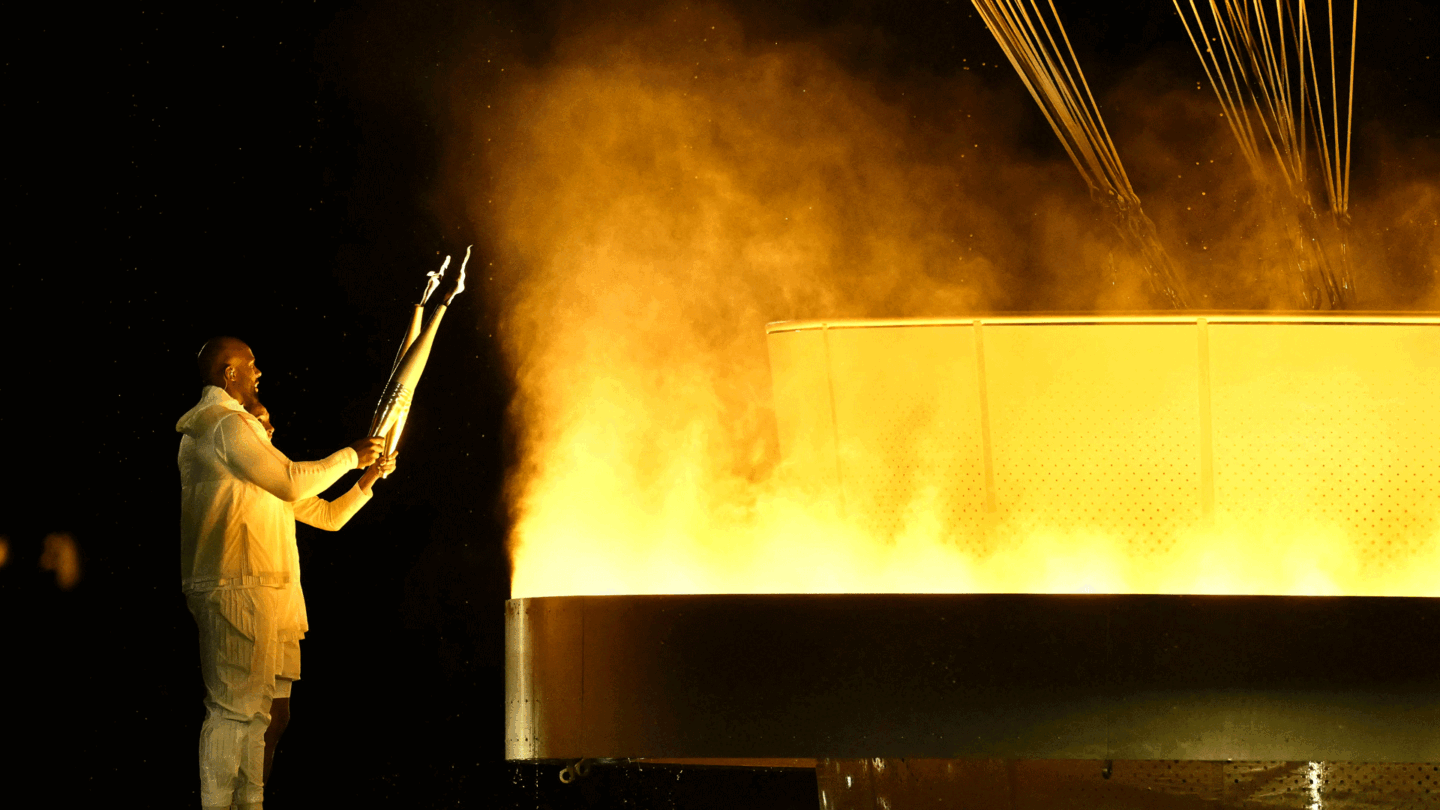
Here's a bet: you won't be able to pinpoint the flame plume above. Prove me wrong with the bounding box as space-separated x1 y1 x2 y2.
455 5 1440 599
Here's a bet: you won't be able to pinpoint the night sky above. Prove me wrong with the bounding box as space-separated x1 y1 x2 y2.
7 1 1436 807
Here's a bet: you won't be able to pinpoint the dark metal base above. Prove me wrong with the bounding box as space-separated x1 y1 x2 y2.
506 594 1440 761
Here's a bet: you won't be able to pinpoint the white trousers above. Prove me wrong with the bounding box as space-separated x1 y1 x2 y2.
187 587 300 808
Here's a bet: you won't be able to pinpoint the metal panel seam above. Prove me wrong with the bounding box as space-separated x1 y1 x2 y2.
973 320 997 513
821 324 848 516
1197 318 1214 521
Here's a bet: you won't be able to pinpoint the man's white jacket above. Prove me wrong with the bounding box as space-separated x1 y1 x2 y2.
177 385 371 638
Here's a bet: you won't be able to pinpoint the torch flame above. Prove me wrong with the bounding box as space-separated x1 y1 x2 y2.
445 245 470 306
421 254 450 307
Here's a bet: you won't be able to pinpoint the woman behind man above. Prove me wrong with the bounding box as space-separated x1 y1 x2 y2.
240 400 396 796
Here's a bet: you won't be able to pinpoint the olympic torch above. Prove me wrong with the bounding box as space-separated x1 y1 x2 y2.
368 246 469 475
379 255 448 457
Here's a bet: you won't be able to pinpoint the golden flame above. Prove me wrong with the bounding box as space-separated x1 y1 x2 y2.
422 254 449 307
451 5 1440 598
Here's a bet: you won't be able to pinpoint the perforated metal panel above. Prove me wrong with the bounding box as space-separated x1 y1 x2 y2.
766 316 1440 595
817 759 1440 809
1209 324 1440 586
983 323 1202 555
825 325 988 549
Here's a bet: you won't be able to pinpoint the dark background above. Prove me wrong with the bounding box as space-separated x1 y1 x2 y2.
4 1 1435 807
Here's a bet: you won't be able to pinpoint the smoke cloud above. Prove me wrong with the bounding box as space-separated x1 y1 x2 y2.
448 2 1439 596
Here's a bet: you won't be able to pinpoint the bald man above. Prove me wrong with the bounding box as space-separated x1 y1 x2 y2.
178 337 384 810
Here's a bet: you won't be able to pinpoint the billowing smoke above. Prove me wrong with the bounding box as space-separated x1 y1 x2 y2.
449 3 1438 596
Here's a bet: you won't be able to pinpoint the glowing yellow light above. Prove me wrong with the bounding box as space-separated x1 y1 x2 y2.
509 317 1439 598
1306 761 1326 810
465 9 1440 599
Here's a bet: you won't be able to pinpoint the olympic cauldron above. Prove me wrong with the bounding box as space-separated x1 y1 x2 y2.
507 315 1440 763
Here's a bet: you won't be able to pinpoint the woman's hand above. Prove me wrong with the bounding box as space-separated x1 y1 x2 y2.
359 452 398 495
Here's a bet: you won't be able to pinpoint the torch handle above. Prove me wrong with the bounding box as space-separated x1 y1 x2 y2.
370 383 414 440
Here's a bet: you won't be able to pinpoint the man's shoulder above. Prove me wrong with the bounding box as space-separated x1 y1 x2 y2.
178 388 247 434
213 409 272 444
178 406 267 463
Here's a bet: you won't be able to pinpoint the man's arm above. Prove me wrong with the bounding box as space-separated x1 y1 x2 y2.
216 413 377 502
